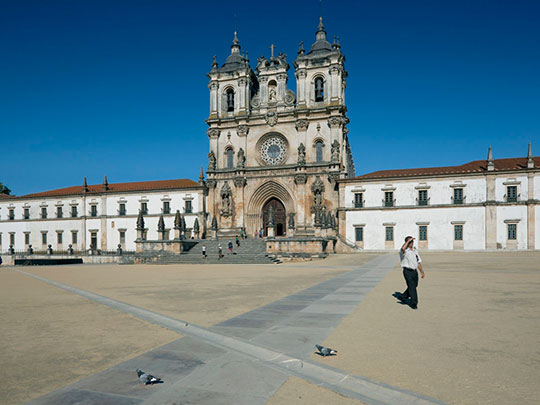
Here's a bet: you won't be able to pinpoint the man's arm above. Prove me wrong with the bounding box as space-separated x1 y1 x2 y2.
418 262 425 278
401 238 413 253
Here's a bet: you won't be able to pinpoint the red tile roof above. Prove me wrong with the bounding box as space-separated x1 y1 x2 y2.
354 157 540 180
20 178 200 199
0 193 11 199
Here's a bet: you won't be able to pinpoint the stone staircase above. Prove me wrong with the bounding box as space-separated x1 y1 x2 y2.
143 238 281 264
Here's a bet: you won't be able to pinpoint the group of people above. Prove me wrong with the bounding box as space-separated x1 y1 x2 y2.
201 236 241 260
254 228 265 238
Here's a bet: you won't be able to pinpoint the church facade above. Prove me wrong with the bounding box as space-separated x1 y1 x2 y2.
0 20 539 256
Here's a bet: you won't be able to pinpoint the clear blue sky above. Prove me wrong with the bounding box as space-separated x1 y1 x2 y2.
1 0 539 196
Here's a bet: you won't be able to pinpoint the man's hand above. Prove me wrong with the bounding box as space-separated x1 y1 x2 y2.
420 270 425 279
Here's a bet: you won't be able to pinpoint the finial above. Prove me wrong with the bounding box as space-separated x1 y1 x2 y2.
233 31 239 45
487 145 495 171
199 166 205 183
297 41 305 55
528 142 534 168
102 175 109 191
315 16 326 41
319 16 324 30
211 55 218 69
270 44 275 58
83 177 88 193
332 35 341 51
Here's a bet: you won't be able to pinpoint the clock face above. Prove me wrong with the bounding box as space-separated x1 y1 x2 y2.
260 137 287 165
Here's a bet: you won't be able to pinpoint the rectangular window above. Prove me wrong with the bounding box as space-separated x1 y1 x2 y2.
419 225 428 241
185 200 192 214
71 206 78 217
24 233 30 245
56 206 63 218
385 226 394 241
507 186 517 203
141 202 148 215
355 227 363 242
354 193 363 208
9 209 14 220
41 207 47 219
90 205 98 217
24 208 30 219
72 231 78 244
418 190 428 206
384 191 394 207
163 201 170 214
57 232 63 244
10 233 15 246
119 230 126 245
454 224 463 241
42 232 47 245
507 224 517 240
453 188 463 204
119 203 126 216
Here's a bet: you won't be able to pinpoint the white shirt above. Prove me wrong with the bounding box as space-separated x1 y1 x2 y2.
400 248 422 270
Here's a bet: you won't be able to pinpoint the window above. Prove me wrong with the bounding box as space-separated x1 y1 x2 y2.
354 193 363 208
141 202 148 215
42 232 47 245
227 148 234 169
57 206 63 218
453 188 463 204
72 231 78 244
419 225 428 241
314 77 324 102
418 190 428 206
41 207 47 219
24 233 30 245
507 186 517 203
90 232 98 250
119 230 126 245
226 88 234 112
507 224 517 240
24 208 30 219
10 233 15 246
355 227 363 242
385 226 394 241
384 191 394 207
71 206 78 217
163 201 170 214
57 232 63 244
9 209 14 220
185 200 192 214
315 141 323 163
119 203 126 216
454 224 463 241
90 205 98 217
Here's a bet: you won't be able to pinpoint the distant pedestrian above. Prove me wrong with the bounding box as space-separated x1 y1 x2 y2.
202 244 207 259
259 228 263 238
218 244 223 259
398 236 425 309
235 235 240 247
228 240 233 254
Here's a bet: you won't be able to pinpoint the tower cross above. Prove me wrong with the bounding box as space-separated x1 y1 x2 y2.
270 44 275 58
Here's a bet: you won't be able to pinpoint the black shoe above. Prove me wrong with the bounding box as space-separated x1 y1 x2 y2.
409 303 418 310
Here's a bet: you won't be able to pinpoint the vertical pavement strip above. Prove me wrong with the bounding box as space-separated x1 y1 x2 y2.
14 255 443 405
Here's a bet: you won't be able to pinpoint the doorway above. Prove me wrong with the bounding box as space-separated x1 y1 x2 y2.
262 198 286 236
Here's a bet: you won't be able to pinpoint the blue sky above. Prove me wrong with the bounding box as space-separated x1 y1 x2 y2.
1 0 539 196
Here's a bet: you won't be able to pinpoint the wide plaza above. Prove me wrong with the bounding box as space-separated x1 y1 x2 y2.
1 252 539 404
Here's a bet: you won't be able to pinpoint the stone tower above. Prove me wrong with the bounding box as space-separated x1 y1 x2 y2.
205 19 354 239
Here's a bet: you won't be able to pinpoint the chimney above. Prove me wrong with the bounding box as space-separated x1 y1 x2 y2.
83 177 89 193
527 142 534 169
102 176 109 191
487 145 495 171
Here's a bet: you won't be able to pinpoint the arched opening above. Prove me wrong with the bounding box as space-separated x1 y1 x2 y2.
268 79 277 102
226 88 235 112
226 148 234 169
315 140 324 162
262 198 286 237
314 77 324 102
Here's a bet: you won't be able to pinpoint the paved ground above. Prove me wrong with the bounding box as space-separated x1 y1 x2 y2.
1 252 539 404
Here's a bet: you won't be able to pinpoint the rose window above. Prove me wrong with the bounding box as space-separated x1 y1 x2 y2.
260 137 287 165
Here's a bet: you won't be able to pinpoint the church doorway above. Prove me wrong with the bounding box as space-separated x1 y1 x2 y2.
262 198 286 237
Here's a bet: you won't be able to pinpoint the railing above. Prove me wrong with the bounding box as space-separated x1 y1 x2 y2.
416 197 430 206
504 193 519 203
382 199 396 207
352 199 365 208
451 196 466 205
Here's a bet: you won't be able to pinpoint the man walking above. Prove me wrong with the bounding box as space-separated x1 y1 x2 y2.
398 236 425 309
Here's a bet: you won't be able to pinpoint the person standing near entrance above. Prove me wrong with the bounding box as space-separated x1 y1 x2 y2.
398 236 425 309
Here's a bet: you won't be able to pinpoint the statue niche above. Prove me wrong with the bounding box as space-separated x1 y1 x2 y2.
220 181 233 217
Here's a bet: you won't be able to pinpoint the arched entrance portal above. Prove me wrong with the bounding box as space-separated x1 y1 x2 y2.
262 198 286 236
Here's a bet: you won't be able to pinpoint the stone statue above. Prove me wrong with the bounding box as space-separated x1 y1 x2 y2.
268 205 275 226
211 215 218 230
237 148 246 168
269 88 276 101
331 140 340 163
208 151 216 170
297 143 306 165
288 213 295 229
174 210 181 230
220 182 232 217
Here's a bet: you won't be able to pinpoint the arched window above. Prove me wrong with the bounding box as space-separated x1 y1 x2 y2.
314 77 324 102
226 148 234 168
226 88 235 112
315 140 323 162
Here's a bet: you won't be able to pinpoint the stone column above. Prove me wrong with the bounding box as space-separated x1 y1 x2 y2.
296 70 307 108
485 174 497 249
209 82 219 119
527 172 535 250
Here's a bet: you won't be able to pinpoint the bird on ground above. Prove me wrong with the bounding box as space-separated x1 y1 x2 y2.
136 368 162 385
315 344 337 357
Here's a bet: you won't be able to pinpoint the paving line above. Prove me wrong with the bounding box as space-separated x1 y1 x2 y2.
13 259 443 405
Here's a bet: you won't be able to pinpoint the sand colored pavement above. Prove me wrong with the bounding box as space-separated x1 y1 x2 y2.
0 260 366 404
272 252 540 405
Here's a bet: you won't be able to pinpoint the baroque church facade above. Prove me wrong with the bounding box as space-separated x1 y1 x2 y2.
205 19 354 238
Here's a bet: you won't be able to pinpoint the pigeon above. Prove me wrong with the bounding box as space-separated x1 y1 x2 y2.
315 344 337 357
136 368 162 385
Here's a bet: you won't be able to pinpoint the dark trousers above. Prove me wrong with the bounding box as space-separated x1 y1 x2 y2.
402 267 419 305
